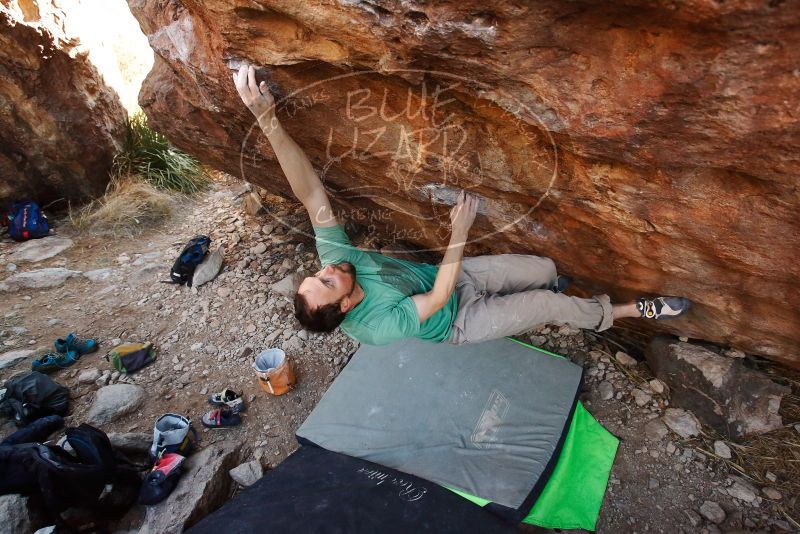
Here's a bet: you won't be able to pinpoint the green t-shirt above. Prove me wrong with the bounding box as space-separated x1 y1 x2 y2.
313 225 457 345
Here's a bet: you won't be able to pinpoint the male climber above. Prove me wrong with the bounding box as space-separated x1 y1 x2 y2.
234 65 691 345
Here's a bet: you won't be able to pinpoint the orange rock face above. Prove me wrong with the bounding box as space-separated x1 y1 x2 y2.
128 0 800 366
0 1 127 205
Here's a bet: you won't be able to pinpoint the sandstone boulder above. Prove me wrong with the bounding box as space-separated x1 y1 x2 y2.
0 0 126 206
647 337 790 439
127 0 800 367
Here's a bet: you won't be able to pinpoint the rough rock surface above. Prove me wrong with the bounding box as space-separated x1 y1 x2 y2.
108 432 151 455
647 337 790 439
0 348 35 369
0 268 81 292
8 237 73 264
86 384 146 426
0 494 34 534
662 408 701 439
0 0 126 205
127 0 800 366
137 440 243 534
229 459 263 487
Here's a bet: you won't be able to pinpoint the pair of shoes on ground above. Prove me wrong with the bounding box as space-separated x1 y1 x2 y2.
31 333 98 374
201 388 246 428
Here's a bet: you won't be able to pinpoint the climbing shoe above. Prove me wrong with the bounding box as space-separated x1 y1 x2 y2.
200 408 242 428
637 296 692 320
551 275 572 294
31 351 79 374
208 388 245 413
54 333 98 355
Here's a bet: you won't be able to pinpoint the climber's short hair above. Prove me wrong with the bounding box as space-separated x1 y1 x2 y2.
293 290 346 333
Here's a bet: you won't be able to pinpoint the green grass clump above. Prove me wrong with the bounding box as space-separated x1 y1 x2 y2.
113 111 208 194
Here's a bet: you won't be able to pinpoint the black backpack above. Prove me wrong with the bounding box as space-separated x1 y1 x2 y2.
169 235 211 286
1 371 70 426
0 424 142 531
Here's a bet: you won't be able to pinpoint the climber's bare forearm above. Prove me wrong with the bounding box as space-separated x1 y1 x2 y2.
412 229 467 322
257 113 336 227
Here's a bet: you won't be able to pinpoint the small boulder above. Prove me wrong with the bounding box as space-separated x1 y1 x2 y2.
699 501 725 524
270 273 301 297
78 368 101 384
242 192 263 215
0 268 81 292
662 408 701 438
713 440 731 459
193 247 224 288
108 432 151 455
86 384 146 426
632 388 652 407
614 351 637 366
9 236 73 263
597 381 614 401
648 378 666 394
229 460 263 487
0 349 35 370
646 337 790 439
644 418 669 441
726 477 757 503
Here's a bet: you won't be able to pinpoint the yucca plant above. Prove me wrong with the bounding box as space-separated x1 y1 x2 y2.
113 111 209 194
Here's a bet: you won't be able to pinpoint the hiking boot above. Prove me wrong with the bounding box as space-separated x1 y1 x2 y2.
636 296 692 320
31 351 79 374
551 275 572 294
54 333 97 356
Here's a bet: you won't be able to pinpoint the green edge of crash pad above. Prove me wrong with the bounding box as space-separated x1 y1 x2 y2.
449 339 619 531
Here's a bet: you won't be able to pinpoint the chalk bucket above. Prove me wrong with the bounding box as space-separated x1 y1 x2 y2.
253 348 296 396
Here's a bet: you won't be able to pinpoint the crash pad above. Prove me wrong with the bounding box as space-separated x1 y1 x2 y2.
186 445 516 534
296 337 584 521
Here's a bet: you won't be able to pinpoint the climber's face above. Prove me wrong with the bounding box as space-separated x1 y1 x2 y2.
297 262 357 311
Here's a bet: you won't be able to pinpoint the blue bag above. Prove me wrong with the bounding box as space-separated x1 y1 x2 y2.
7 201 49 241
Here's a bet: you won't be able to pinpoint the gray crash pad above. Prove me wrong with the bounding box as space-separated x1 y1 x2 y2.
296 338 583 511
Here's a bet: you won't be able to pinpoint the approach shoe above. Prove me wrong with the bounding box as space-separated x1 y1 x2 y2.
207 388 245 413
551 275 572 294
31 351 79 374
200 408 242 428
54 333 98 356
637 296 692 320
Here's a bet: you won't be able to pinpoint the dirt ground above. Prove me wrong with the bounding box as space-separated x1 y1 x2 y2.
0 179 797 533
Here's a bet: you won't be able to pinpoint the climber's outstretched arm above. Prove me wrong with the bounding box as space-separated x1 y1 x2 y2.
233 64 336 228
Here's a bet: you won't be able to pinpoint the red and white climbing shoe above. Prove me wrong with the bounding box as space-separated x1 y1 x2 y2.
637 296 692 320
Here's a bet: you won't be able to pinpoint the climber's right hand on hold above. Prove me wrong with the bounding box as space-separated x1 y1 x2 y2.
233 64 276 127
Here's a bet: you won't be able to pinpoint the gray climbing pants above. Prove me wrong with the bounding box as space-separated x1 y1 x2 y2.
447 254 613 345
